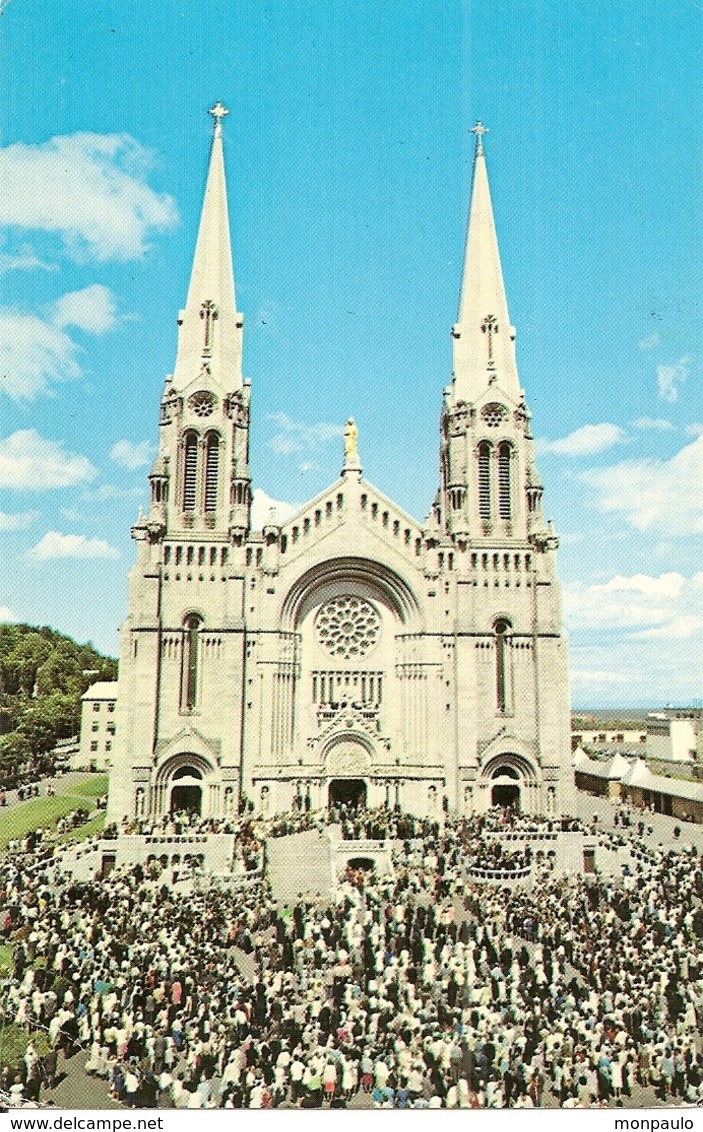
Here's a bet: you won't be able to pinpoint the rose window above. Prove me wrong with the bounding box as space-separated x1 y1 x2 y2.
189 391 216 418
482 402 507 428
316 596 380 659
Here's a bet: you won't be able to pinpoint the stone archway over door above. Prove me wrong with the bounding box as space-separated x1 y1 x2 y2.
489 760 525 815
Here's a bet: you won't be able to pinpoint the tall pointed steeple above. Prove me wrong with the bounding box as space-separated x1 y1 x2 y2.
451 122 519 402
171 101 243 392
149 104 251 542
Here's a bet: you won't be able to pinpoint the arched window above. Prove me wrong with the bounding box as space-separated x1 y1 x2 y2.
478 442 491 519
498 442 512 520
494 618 511 714
182 614 202 710
182 432 198 512
204 433 220 513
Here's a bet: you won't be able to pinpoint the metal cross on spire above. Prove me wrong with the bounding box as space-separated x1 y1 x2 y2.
481 313 499 363
209 100 229 136
470 120 489 155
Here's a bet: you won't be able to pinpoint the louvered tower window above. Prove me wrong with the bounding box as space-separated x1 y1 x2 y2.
204 434 219 512
498 443 512 519
182 433 198 511
478 442 491 518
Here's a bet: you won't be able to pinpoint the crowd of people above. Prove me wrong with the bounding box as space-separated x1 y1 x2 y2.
0 802 702 1110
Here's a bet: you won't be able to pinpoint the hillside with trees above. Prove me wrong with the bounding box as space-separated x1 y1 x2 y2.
0 623 117 789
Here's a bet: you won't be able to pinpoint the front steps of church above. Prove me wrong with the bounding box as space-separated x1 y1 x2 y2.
265 827 334 904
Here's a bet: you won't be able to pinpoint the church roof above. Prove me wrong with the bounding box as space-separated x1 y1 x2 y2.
81 680 118 701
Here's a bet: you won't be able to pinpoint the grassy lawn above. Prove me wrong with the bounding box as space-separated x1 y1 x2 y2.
0 773 107 853
0 943 12 973
0 1023 49 1072
68 774 109 799
55 812 105 845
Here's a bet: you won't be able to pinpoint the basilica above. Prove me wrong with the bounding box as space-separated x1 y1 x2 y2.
106 107 571 824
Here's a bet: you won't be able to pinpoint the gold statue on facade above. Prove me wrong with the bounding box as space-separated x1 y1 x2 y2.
344 417 359 464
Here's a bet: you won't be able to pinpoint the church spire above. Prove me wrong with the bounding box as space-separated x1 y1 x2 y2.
171 101 243 392
451 121 519 402
185 101 236 314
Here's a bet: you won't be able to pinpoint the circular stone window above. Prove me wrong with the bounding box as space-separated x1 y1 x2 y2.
316 595 380 659
189 390 216 418
482 402 507 428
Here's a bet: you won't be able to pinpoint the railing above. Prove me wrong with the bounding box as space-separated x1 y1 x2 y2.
483 830 558 842
466 863 532 882
194 866 264 892
334 838 390 852
143 834 209 844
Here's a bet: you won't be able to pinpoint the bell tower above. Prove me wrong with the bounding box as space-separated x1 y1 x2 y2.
438 122 549 550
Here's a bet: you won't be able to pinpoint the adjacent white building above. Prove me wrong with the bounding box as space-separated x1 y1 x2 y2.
79 681 118 770
646 711 700 764
107 110 572 823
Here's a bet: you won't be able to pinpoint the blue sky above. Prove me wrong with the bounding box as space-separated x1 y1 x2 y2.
0 0 701 707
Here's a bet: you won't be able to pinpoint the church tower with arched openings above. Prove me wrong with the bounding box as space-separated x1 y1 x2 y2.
107 110 572 824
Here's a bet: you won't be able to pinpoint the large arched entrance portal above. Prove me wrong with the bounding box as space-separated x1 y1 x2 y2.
170 765 203 815
490 765 521 811
329 779 367 809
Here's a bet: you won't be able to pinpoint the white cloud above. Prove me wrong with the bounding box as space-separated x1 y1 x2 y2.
0 312 80 399
637 615 703 640
565 572 703 638
54 284 116 334
0 132 177 261
0 509 39 530
599 572 685 599
0 606 17 621
0 247 56 273
267 413 344 456
83 484 145 501
582 433 703 534
0 430 96 489
685 422 703 438
0 284 118 400
27 531 120 561
537 422 626 457
631 417 674 432
639 331 661 350
657 355 690 403
250 488 298 530
571 669 629 685
110 439 153 470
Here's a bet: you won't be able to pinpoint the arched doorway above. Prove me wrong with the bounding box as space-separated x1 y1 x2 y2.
329 779 367 809
347 856 375 870
490 765 521 811
170 765 203 815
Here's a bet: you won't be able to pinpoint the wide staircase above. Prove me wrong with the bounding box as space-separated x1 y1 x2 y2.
265 827 333 905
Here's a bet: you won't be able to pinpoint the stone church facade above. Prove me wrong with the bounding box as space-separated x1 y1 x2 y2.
107 109 571 823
